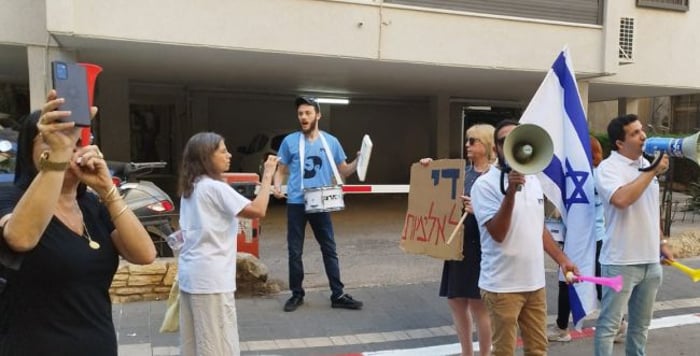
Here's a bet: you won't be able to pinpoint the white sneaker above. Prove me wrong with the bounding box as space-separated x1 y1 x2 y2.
547 325 572 342
614 320 627 343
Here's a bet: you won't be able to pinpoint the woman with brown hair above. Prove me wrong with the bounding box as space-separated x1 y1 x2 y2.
177 132 278 356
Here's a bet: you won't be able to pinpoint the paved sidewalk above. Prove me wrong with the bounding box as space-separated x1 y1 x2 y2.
115 257 700 356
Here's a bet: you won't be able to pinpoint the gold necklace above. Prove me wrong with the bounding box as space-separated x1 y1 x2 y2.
74 201 100 250
82 221 101 250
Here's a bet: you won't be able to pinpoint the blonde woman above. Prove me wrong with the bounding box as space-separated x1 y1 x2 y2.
420 123 495 356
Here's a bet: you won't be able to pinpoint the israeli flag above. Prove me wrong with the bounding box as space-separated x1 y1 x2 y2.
520 48 597 328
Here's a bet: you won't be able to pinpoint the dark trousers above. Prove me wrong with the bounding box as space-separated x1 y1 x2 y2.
287 204 344 300
556 240 603 329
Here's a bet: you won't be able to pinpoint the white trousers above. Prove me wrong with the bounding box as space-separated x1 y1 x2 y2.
179 291 239 356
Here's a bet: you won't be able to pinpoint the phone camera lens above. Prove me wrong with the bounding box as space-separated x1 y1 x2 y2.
57 63 68 80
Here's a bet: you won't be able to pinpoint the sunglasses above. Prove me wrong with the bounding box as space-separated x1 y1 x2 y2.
467 137 480 145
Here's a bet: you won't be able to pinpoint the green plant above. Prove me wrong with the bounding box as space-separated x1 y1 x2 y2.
592 133 610 158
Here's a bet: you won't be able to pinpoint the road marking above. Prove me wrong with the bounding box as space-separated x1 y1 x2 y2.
361 313 700 356
118 297 700 355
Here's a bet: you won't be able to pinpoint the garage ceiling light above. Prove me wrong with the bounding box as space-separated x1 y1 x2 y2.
466 106 492 111
316 98 350 105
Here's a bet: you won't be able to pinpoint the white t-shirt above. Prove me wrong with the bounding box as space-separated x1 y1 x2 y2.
178 176 251 293
471 166 546 293
596 151 660 265
593 168 606 242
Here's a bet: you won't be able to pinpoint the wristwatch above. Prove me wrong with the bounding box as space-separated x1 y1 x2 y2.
39 151 70 171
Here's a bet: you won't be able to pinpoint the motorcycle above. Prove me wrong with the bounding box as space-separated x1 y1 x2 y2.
108 161 178 257
0 133 18 187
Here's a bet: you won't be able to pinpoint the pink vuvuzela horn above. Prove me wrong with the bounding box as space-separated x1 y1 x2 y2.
575 275 623 293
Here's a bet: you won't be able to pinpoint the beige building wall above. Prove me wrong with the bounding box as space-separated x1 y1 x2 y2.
3 0 699 184
593 2 700 90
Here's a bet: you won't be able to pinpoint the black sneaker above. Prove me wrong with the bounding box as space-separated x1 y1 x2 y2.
284 295 304 312
331 294 363 310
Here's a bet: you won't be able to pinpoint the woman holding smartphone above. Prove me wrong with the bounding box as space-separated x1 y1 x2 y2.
0 90 156 355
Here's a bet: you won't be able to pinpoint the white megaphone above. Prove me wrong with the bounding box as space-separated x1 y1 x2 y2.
643 132 700 165
503 124 554 174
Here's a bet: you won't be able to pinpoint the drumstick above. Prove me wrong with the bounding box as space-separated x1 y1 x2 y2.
446 211 469 245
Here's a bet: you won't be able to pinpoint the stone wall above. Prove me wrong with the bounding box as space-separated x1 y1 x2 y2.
109 253 281 303
110 258 178 304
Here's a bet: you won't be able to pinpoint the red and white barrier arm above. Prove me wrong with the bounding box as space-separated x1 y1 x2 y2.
258 185 410 195
341 185 409 194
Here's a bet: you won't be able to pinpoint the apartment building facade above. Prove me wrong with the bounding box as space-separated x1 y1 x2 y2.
0 0 697 185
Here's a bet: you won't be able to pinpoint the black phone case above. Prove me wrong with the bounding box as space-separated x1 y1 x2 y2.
51 61 91 127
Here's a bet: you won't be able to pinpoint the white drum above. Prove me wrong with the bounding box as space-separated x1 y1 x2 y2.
304 186 345 213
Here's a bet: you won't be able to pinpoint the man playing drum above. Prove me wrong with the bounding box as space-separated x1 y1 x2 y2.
272 96 363 312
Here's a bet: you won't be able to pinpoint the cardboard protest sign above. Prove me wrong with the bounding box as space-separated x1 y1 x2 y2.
400 159 465 260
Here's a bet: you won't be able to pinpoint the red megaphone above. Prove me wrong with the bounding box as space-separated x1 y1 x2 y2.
77 63 103 146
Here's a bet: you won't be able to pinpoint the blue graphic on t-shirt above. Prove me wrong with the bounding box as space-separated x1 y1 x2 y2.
304 156 323 178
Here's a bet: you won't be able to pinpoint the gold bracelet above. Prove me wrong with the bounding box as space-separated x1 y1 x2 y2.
102 186 125 206
101 185 118 201
111 205 129 222
102 193 123 206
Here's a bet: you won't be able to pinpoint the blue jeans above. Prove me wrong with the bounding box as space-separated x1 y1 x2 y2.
287 204 344 300
594 263 662 356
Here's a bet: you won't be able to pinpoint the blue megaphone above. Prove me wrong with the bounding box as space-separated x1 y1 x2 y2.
643 132 700 165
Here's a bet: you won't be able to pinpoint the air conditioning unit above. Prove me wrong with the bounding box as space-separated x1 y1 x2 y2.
619 17 635 64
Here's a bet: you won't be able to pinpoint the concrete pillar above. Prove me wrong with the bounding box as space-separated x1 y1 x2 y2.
96 74 130 161
432 94 451 158
26 46 76 110
577 80 590 116
449 101 464 158
190 94 209 134
319 104 331 132
617 97 641 116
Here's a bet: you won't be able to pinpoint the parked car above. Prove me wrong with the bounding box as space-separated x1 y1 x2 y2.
237 130 289 175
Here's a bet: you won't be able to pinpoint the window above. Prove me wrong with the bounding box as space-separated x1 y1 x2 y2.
637 0 689 12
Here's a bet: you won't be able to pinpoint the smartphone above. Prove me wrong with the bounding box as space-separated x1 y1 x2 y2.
51 61 91 127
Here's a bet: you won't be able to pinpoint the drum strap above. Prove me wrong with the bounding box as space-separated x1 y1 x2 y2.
298 131 343 190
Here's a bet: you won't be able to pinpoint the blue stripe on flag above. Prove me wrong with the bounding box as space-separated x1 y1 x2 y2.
543 156 566 205
552 53 593 168
568 283 585 324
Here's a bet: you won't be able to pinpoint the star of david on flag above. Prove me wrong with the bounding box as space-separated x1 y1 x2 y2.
520 48 597 329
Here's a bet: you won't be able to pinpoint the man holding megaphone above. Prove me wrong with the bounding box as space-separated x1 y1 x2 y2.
471 120 579 356
594 114 675 356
